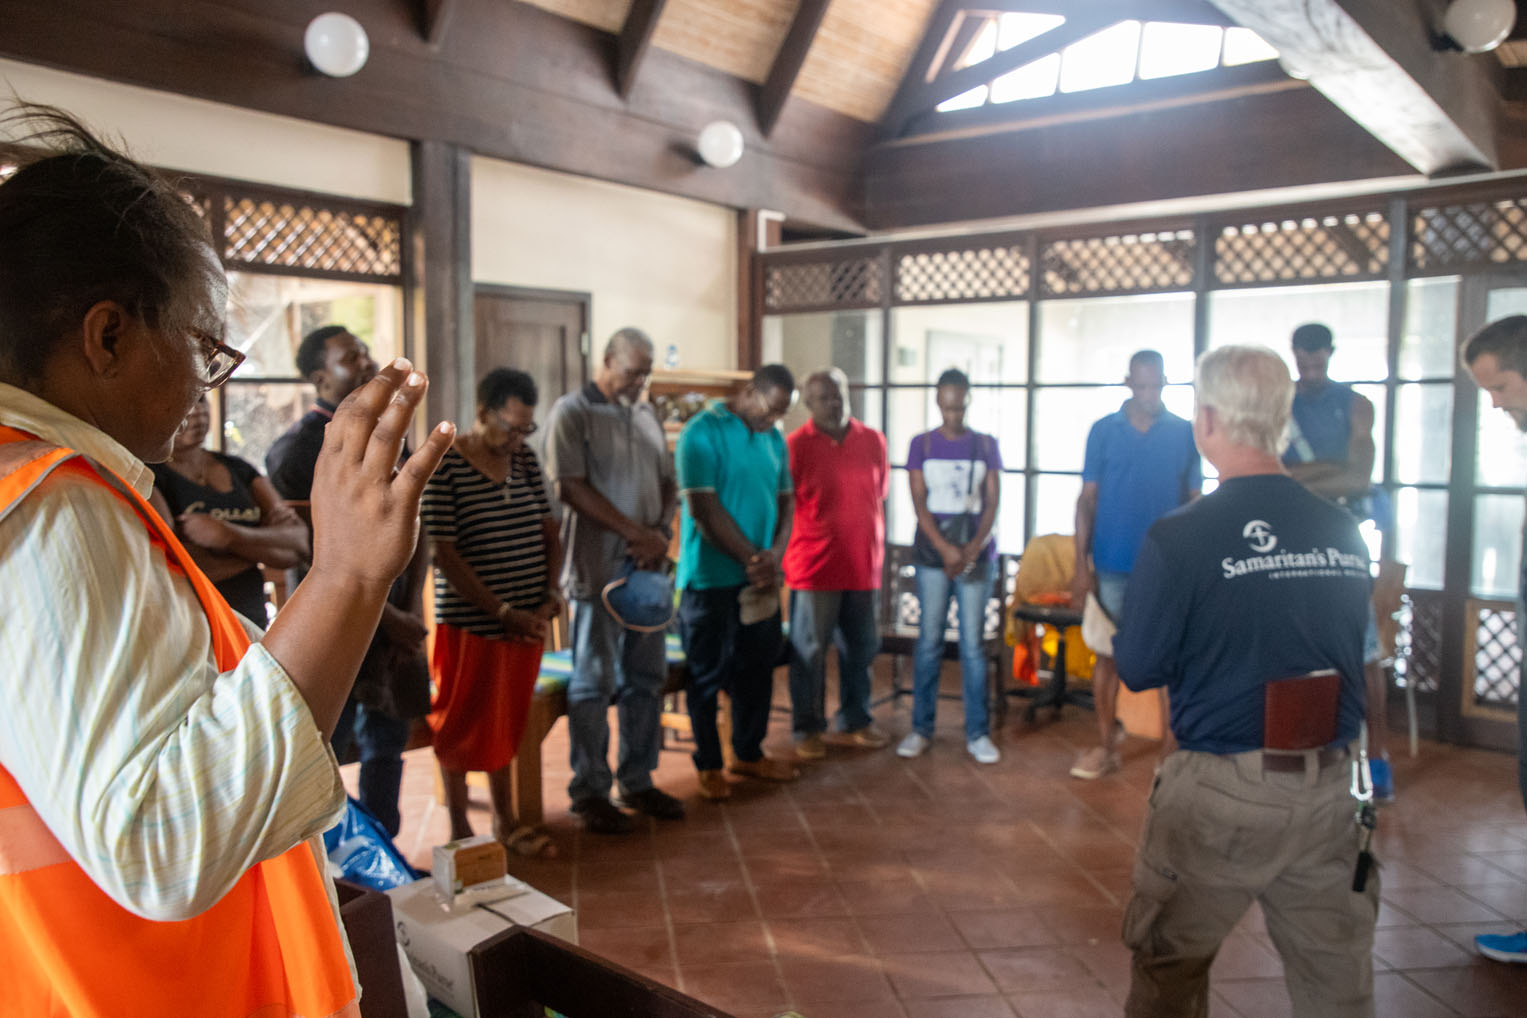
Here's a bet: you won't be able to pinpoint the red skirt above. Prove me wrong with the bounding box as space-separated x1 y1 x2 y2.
428 623 543 773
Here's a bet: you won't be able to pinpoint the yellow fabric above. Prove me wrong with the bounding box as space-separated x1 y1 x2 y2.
1006 532 1095 681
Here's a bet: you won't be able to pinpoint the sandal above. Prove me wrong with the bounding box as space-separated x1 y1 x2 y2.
501 825 559 859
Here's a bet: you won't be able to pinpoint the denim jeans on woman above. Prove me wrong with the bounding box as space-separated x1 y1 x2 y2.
911 564 994 742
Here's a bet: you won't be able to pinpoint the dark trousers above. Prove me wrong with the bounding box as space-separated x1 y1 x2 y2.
679 585 783 771
332 696 411 837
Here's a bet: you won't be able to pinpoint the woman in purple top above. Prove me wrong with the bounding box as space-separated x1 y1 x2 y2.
898 368 1003 765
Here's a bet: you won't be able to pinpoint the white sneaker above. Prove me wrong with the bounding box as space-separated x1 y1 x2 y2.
967 735 1001 764
896 732 930 758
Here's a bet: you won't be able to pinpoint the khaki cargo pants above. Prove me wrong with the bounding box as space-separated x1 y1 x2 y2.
1123 748 1380 1018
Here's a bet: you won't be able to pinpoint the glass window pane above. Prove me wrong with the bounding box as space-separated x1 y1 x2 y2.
1400 277 1458 380
938 84 989 112
1477 396 1527 488
1033 383 1195 473
887 387 936 466
991 54 1061 103
1034 386 1126 471
1394 487 1446 591
1138 22 1222 80
1486 286 1527 321
997 12 1066 50
1472 493 1523 598
1393 383 1453 485
887 467 916 547
225 273 402 379
891 303 1028 384
761 311 884 387
1059 21 1141 93
1222 27 1278 66
1207 282 1389 381
1037 293 1194 383
222 382 311 467
1034 473 1083 539
996 473 1027 555
848 386 883 437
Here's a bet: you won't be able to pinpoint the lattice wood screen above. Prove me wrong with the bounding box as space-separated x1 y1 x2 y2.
1410 198 1527 273
1470 602 1520 708
1213 210 1389 286
894 245 1030 303
763 255 885 312
1394 592 1440 694
1039 230 1195 297
222 197 404 281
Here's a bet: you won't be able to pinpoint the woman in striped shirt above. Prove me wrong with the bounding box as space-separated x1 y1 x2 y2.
423 368 562 857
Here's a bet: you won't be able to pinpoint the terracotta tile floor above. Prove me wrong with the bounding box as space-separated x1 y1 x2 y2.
355 663 1527 1018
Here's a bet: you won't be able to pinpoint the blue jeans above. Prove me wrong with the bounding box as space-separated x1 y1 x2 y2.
331 697 411 837
788 588 880 737
912 565 995 742
679 585 783 771
566 597 667 804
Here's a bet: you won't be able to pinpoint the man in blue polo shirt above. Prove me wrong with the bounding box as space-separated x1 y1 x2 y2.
675 364 799 800
1070 350 1200 779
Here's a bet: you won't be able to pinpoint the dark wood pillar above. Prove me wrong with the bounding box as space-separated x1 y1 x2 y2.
736 209 783 369
411 140 474 428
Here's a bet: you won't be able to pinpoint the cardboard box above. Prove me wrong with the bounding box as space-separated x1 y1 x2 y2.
387 877 576 1018
334 880 409 1018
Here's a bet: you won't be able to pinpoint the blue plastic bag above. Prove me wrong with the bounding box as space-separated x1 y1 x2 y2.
322 796 418 891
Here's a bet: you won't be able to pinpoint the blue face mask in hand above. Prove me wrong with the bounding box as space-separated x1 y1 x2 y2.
601 559 676 632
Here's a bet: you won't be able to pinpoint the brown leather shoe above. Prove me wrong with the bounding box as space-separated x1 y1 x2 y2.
728 756 799 782
843 723 890 749
793 733 827 760
697 769 731 800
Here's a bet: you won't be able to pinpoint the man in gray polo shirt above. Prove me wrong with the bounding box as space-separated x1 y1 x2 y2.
546 328 684 834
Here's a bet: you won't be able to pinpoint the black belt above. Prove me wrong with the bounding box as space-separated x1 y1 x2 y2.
1260 745 1349 772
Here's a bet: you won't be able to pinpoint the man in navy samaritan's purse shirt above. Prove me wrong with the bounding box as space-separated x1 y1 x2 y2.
1114 346 1376 1018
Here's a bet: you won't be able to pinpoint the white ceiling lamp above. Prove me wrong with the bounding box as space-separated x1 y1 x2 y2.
1439 0 1517 53
696 120 745 169
305 13 371 77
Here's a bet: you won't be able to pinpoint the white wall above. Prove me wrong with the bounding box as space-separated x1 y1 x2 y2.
471 156 737 371
0 58 411 204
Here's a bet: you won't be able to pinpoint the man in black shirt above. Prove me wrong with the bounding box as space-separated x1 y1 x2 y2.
1114 345 1376 1017
268 325 429 836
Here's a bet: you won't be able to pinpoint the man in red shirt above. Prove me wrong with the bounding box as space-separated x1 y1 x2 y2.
784 368 890 759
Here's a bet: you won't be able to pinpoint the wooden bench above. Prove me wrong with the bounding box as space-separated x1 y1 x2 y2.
506 633 695 826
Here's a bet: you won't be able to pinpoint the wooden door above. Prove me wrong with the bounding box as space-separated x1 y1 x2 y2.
473 286 590 447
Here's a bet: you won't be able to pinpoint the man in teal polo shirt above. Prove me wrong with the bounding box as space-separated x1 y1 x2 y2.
676 364 800 800
1071 349 1201 779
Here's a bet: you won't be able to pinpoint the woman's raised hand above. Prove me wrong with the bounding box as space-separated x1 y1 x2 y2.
309 359 454 591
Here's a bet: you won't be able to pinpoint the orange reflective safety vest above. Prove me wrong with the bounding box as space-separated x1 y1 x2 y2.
0 425 357 1018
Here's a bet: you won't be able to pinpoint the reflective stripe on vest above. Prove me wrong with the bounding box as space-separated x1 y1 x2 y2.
0 425 358 1018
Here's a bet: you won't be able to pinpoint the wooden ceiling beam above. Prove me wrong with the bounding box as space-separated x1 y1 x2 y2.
878 11 1113 139
1206 0 1501 174
939 11 993 81
757 0 831 138
614 0 667 100
970 0 1235 25
876 0 966 140
413 0 454 46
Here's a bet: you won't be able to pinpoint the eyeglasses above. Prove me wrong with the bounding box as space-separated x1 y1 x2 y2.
494 414 538 437
194 331 246 388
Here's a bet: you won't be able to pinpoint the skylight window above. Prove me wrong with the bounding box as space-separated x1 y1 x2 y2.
1138 22 1224 80
1222 26 1280 66
1059 21 1141 93
937 15 1280 115
991 53 1061 104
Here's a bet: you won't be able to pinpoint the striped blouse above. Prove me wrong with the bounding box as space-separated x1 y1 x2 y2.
422 445 552 636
